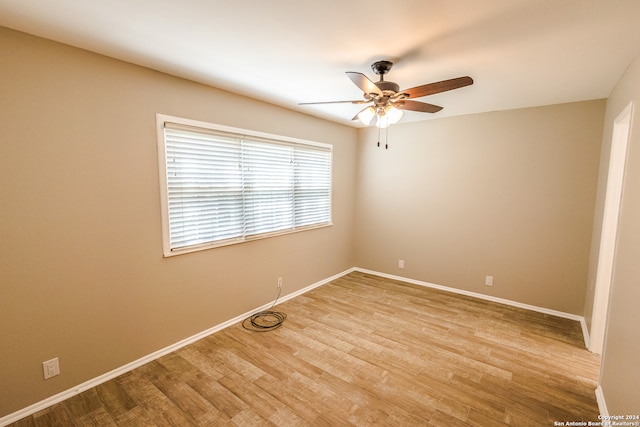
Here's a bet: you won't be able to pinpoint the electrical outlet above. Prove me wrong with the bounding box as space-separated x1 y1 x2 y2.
398 259 405 269
277 277 283 288
43 357 60 379
485 275 494 286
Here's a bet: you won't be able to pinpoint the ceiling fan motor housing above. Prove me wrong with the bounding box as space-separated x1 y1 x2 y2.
375 80 400 93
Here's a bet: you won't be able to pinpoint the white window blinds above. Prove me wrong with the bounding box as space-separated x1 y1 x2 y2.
158 119 332 255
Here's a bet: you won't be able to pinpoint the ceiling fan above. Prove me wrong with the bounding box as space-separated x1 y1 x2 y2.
300 60 473 128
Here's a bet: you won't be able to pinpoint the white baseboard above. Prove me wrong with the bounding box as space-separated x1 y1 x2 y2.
595 385 608 417
1 266 591 426
0 267 355 427
580 318 591 350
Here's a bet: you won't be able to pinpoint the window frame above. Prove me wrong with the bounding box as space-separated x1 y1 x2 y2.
156 114 333 257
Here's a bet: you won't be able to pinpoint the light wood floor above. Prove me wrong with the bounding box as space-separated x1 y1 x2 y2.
10 272 601 426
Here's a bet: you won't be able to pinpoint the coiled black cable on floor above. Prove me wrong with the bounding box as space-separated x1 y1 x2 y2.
242 287 287 332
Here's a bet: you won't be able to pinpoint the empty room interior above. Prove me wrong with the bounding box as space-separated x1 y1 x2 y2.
1 1 640 425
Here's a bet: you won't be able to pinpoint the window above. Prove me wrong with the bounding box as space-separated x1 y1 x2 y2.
156 115 332 256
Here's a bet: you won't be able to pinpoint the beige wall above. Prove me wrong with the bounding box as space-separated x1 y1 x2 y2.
590 53 640 414
354 101 605 314
0 27 357 416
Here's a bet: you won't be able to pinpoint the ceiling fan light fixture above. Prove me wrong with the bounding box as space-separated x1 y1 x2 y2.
375 105 403 128
386 105 403 124
376 113 390 129
357 106 376 126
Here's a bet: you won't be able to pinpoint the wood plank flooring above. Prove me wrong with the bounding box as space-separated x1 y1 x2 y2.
9 272 601 426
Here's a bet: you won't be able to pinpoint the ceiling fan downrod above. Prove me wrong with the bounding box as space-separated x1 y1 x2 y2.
371 60 400 93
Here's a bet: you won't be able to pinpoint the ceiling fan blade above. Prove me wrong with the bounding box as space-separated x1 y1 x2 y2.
299 100 367 105
394 100 443 113
346 72 383 97
401 76 473 99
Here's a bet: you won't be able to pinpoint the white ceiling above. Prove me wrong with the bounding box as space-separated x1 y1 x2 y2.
2 0 640 127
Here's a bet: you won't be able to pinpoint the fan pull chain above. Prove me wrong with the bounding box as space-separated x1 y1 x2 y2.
385 126 389 149
375 126 391 149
